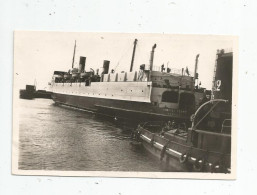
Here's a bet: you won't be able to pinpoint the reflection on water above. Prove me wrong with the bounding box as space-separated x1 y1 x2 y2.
18 99 176 172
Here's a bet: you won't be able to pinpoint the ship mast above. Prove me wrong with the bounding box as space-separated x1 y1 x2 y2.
211 50 219 99
194 54 200 86
149 44 157 71
72 40 76 69
148 43 157 81
130 39 138 72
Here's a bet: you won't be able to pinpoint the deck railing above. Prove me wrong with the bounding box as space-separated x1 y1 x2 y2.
148 65 193 76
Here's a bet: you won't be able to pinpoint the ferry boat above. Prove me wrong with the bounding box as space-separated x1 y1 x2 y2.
131 49 233 173
50 39 205 123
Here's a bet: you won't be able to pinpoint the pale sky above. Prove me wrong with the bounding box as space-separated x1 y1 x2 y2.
14 31 235 90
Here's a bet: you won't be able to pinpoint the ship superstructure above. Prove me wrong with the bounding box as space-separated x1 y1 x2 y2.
50 39 205 122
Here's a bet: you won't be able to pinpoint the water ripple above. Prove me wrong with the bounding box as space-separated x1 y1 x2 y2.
18 99 175 172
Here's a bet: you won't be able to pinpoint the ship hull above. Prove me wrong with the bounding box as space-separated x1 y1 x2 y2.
52 92 190 123
140 139 189 171
19 90 35 100
35 91 52 99
135 126 231 173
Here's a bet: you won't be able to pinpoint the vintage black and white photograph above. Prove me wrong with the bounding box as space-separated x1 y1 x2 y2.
12 31 237 179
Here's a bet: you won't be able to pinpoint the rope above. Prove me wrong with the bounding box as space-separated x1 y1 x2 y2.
160 141 170 161
114 40 133 71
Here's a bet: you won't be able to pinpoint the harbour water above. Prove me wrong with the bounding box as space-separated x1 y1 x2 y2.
18 99 177 172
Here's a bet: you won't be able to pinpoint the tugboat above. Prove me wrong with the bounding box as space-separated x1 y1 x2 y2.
131 49 233 173
20 84 52 99
49 39 205 123
19 85 36 99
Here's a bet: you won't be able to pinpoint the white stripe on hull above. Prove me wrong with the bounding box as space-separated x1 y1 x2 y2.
51 81 152 103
